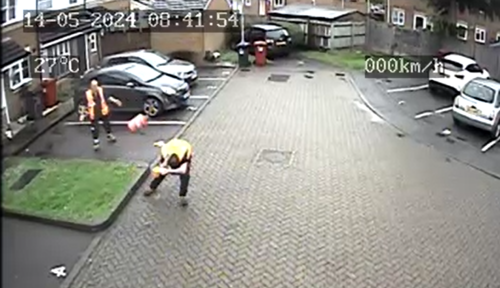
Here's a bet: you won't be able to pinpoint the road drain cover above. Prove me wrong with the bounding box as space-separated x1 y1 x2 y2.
10 169 43 191
256 149 294 165
268 74 290 82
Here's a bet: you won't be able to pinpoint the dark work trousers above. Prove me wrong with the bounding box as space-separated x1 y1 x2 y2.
149 162 191 197
90 115 112 144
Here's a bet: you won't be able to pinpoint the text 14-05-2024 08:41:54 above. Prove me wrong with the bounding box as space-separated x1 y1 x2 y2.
22 10 240 33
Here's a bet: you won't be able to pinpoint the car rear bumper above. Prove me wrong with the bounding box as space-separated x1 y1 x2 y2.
452 108 495 132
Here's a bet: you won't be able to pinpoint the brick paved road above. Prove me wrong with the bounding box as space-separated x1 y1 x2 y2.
69 65 500 288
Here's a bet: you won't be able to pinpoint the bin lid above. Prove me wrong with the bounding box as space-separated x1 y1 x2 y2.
253 40 267 45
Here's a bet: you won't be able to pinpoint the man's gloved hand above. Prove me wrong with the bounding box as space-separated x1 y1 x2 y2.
153 141 165 148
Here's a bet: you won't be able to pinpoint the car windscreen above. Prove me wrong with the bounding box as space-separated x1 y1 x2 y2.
141 52 170 67
266 28 289 39
441 59 463 72
463 81 496 103
125 65 162 83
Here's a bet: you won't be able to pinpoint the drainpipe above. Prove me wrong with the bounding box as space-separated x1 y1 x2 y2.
386 0 390 23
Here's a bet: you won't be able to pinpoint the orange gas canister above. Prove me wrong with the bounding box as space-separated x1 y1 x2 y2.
253 40 268 66
127 114 149 132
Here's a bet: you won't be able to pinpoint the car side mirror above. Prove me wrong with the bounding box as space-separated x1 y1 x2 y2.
126 82 135 87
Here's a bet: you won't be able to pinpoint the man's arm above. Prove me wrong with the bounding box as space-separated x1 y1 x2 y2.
166 162 189 175
100 88 122 106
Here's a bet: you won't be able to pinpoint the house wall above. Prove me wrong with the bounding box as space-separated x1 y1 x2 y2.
204 0 231 53
101 29 152 56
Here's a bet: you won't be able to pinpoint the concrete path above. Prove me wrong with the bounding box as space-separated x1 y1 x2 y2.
66 65 500 288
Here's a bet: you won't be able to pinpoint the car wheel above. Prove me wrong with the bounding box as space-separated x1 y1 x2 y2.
428 83 437 94
143 97 164 118
492 123 500 138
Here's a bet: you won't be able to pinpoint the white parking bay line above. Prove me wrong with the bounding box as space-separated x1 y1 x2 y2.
387 84 429 93
415 106 452 119
64 120 186 126
481 137 500 153
197 77 226 81
189 95 209 100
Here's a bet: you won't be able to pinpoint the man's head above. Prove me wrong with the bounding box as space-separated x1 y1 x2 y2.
90 79 99 92
167 154 181 169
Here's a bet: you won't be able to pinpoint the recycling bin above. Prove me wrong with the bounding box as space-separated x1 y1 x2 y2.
236 41 250 67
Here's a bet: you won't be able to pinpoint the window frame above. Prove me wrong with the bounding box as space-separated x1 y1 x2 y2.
413 14 426 30
88 33 98 53
456 22 468 40
273 0 285 8
37 0 53 10
69 0 78 4
1 0 16 25
391 8 405 26
474 27 486 44
7 58 32 90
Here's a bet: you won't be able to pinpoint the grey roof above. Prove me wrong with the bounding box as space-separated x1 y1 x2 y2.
1 38 30 67
269 4 358 20
132 0 208 10
252 24 283 31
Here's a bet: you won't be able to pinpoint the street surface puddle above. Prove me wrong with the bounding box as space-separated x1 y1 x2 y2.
10 169 43 191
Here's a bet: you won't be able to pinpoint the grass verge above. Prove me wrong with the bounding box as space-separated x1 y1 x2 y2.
2 157 140 225
300 50 366 70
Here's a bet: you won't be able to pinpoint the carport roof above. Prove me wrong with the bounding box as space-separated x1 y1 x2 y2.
1 38 30 67
269 4 358 21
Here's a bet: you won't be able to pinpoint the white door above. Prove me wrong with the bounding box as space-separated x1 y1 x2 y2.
259 0 266 15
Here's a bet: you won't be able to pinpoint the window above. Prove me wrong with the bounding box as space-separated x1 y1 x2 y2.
69 0 77 3
96 75 127 86
88 33 98 53
456 22 468 40
391 8 405 26
273 0 285 8
465 64 483 73
8 58 31 90
44 41 72 78
463 81 495 103
474 27 486 43
413 14 426 30
1 0 16 25
245 0 251 6
37 0 52 9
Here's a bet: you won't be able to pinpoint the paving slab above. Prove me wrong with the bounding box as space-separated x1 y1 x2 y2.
66 62 500 288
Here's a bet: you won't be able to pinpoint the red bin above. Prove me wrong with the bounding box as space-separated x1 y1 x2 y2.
42 79 57 108
253 40 267 67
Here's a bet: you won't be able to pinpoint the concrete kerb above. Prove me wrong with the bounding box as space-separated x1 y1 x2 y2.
59 65 239 288
2 162 150 232
346 73 500 181
198 62 237 70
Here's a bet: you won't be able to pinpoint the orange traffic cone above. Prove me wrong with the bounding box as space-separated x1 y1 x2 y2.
128 114 148 133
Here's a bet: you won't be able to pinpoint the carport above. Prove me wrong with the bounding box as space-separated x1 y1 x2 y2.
268 4 366 49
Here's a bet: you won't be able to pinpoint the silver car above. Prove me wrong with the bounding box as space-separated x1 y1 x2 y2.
452 78 500 138
100 50 198 85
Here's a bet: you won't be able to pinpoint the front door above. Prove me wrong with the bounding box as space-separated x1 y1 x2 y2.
259 0 266 15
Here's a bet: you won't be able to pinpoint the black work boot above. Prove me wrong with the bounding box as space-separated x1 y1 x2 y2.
179 196 189 206
93 139 100 151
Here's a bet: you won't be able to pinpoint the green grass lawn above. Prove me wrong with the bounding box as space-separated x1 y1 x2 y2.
2 157 140 224
300 50 366 70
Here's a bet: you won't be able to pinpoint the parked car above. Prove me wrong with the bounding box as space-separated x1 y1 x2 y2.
240 23 291 57
452 78 500 138
100 50 198 85
78 63 190 118
429 53 490 96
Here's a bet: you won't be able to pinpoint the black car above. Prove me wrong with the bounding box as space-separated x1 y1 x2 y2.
241 24 291 57
77 63 190 118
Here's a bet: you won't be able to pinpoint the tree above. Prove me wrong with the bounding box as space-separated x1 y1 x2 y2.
428 0 500 19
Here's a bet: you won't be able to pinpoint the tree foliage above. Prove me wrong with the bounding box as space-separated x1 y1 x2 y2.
428 0 500 19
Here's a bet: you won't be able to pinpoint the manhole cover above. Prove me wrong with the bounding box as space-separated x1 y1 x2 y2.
10 169 43 191
268 74 290 82
256 149 294 165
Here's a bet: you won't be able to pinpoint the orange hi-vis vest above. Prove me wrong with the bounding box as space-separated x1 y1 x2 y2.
85 87 109 120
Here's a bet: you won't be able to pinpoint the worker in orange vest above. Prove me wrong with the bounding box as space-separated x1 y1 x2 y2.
145 138 193 206
79 80 122 150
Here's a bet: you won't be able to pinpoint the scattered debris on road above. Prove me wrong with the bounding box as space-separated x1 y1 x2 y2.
50 266 67 278
437 129 452 137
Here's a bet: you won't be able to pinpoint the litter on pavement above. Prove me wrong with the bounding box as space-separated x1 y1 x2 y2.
50 266 67 278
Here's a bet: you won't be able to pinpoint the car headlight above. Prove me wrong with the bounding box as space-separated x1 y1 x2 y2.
162 87 176 95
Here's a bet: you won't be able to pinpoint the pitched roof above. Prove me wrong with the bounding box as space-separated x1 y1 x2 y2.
1 38 30 67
